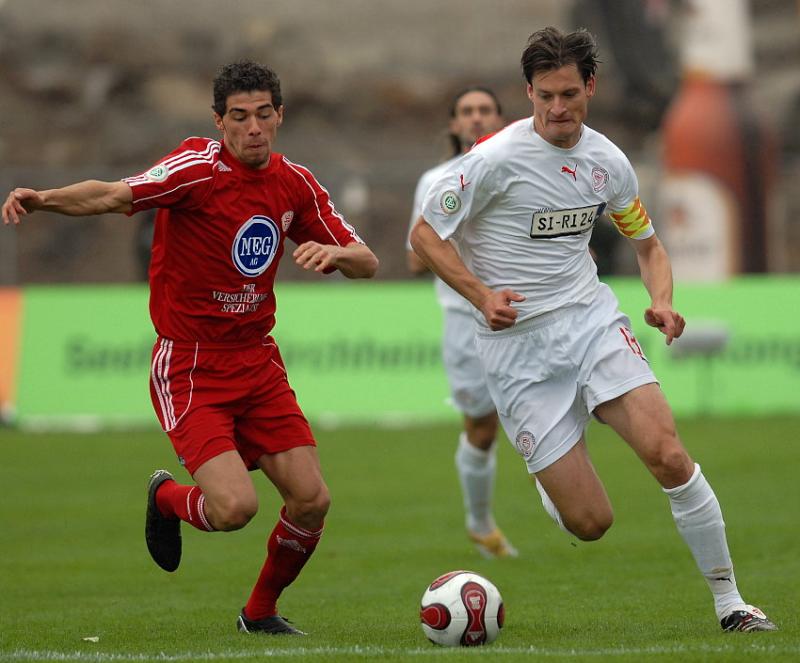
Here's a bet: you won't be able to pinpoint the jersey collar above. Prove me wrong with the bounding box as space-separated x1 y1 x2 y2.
219 142 281 178
527 117 587 153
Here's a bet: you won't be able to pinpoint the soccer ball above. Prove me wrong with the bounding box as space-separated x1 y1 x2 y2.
419 570 504 646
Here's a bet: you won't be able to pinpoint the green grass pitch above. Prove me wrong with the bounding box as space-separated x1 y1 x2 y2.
1 417 798 662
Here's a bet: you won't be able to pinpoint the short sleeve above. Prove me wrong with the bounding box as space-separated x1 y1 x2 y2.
284 160 363 272
406 164 445 250
123 138 218 215
607 155 639 215
420 151 497 241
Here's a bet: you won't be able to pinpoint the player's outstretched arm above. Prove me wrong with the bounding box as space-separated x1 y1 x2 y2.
410 217 524 330
293 240 378 279
2 180 133 225
630 234 686 345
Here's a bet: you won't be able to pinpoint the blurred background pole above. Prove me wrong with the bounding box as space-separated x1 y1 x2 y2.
658 0 778 281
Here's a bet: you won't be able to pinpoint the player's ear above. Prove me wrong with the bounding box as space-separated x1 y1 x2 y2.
213 112 225 133
526 83 535 103
448 115 458 135
276 106 284 127
585 76 596 99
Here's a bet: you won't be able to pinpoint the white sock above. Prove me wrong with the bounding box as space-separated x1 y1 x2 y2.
664 463 745 619
534 478 570 535
454 432 496 535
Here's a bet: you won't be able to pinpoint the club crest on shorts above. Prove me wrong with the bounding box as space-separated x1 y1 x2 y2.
515 430 536 460
440 190 462 215
592 166 609 192
231 215 280 277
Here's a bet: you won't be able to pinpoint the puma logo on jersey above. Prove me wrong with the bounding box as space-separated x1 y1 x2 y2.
561 163 577 181
460 174 470 191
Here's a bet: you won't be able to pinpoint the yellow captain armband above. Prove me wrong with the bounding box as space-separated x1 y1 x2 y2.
609 197 652 238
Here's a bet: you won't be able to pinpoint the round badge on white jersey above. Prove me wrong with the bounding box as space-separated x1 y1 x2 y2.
592 166 609 192
231 216 280 277
440 190 462 215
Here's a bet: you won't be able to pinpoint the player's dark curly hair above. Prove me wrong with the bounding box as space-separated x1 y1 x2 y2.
447 86 503 158
520 27 600 85
212 60 283 116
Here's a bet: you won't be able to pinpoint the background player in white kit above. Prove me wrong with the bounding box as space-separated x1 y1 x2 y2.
407 87 517 558
410 27 776 632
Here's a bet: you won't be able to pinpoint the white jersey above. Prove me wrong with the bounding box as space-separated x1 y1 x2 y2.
408 157 473 313
421 118 655 330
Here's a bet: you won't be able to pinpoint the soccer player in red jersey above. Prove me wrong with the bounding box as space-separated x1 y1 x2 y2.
2 61 378 635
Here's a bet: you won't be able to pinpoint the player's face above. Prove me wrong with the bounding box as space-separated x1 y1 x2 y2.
214 90 284 169
450 91 503 151
527 64 595 149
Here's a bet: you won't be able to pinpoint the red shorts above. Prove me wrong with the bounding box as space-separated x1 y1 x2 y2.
149 336 316 475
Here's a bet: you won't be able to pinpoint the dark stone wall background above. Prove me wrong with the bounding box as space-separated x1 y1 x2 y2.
1 0 798 284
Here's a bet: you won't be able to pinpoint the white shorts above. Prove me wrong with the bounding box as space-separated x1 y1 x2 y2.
442 307 495 418
475 284 657 473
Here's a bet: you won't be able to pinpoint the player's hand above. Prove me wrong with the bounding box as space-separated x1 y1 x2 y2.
293 241 341 272
2 188 42 225
481 289 525 331
644 306 685 346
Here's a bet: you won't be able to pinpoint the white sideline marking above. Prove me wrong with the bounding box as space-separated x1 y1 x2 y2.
5 643 800 661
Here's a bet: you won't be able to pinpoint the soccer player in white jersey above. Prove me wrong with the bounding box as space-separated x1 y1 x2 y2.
407 87 517 558
410 27 776 632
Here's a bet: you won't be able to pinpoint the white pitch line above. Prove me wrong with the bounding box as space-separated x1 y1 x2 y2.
4 642 800 661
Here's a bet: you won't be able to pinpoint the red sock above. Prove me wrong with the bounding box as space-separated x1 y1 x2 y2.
155 480 215 532
244 506 323 620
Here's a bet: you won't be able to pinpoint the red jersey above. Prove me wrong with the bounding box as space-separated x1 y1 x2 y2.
124 138 362 343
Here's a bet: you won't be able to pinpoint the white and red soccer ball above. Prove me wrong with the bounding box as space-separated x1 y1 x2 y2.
419 570 504 646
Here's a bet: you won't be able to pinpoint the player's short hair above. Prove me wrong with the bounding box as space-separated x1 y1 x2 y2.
520 27 599 85
212 60 283 116
448 86 502 158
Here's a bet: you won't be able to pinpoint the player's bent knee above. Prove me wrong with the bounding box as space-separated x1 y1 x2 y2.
215 507 257 531
565 510 613 541
571 522 611 541
644 443 693 487
467 427 497 449
287 489 330 530
209 494 258 531
305 490 331 521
